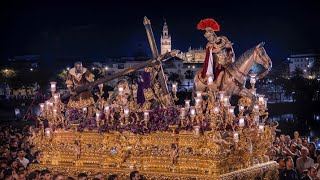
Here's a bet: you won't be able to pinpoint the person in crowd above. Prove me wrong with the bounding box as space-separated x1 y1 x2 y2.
107 174 118 180
130 171 141 180
279 156 299 180
300 166 319 180
77 173 88 180
296 147 314 177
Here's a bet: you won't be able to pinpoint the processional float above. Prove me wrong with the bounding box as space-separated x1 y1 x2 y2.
30 17 277 180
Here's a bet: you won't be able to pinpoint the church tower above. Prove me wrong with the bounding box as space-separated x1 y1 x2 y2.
160 21 171 55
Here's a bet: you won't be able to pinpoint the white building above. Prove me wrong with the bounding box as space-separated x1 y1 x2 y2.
287 54 318 78
160 21 171 55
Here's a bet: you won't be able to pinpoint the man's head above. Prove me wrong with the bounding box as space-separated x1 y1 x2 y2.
284 156 294 169
197 18 220 43
74 61 83 73
40 169 51 180
77 173 87 180
276 157 285 169
294 131 299 138
17 149 25 158
129 171 140 180
307 166 317 178
301 147 309 158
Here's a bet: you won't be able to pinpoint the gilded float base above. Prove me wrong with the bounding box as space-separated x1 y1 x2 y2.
30 161 278 180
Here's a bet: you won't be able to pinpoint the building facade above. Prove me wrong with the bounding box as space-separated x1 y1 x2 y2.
160 21 171 55
287 54 319 78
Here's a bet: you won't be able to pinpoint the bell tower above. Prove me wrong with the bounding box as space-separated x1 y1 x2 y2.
160 21 171 55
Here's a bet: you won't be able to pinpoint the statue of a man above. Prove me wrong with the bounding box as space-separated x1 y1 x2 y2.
197 18 235 88
65 61 95 115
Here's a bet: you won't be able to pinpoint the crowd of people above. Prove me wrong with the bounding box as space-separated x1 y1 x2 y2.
269 131 320 179
0 123 145 180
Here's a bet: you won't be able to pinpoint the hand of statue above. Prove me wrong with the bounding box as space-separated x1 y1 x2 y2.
70 90 77 96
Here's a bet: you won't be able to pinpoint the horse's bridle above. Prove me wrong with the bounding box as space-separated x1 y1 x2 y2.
256 47 272 79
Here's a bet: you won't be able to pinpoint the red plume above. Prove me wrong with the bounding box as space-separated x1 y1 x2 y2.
197 18 220 31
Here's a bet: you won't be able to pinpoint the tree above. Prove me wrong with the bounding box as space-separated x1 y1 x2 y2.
168 72 182 84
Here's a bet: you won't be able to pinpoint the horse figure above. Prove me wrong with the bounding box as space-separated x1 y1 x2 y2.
193 42 272 98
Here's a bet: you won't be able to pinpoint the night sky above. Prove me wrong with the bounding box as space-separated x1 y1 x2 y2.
1 0 320 64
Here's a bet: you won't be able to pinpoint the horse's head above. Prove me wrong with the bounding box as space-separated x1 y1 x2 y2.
254 42 272 71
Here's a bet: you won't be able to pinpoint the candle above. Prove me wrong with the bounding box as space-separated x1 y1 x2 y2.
172 82 178 92
229 106 235 115
82 107 87 114
184 100 190 109
123 106 129 117
96 111 101 121
264 98 268 108
258 123 265 133
190 106 196 117
223 96 230 106
40 103 45 112
213 106 219 114
118 87 124 95
104 105 110 115
50 81 57 92
239 105 244 111
258 95 265 105
239 117 245 127
233 132 239 142
250 74 256 84
144 111 149 121
194 126 200 136
219 91 225 101
45 128 51 137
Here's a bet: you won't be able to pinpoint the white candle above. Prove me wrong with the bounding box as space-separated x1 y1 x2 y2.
213 106 219 114
258 95 265 105
258 124 265 133
172 82 178 92
118 87 124 95
239 105 244 111
96 111 101 121
229 106 235 115
223 96 230 106
82 107 87 113
50 82 57 92
144 111 149 120
264 98 268 108
45 128 51 137
219 91 225 101
190 106 196 117
239 117 245 127
104 105 110 115
250 74 256 84
123 106 129 117
233 132 239 142
40 103 45 112
184 100 190 109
